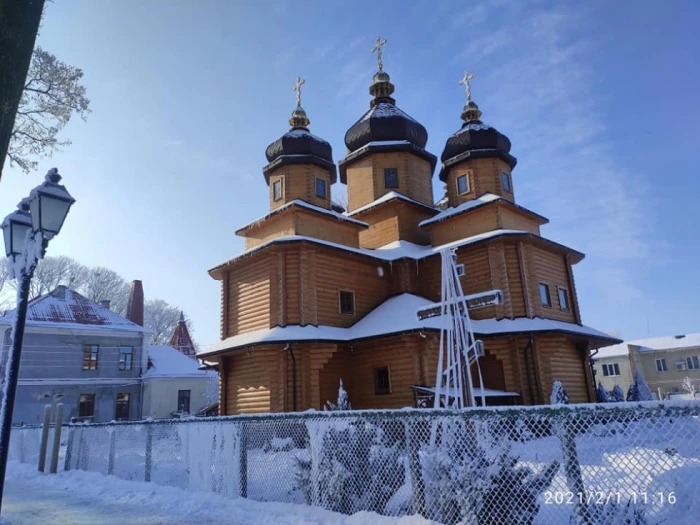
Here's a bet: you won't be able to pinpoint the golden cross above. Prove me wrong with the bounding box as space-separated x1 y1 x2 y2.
371 36 388 71
293 76 305 107
458 70 477 102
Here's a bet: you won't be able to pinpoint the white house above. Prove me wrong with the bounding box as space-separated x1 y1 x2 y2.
142 345 217 418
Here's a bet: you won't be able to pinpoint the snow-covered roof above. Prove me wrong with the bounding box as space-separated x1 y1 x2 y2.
419 193 548 228
200 293 617 357
236 199 368 233
210 230 537 273
594 333 700 360
347 191 436 217
0 286 149 333
360 103 418 122
143 345 217 379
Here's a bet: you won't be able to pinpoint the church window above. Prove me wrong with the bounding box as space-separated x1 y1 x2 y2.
501 172 511 192
374 366 391 395
273 179 282 201
384 168 398 189
457 174 469 195
315 177 327 198
557 287 569 311
539 283 551 307
339 290 355 315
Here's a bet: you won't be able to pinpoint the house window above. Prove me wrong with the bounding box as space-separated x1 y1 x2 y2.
272 179 282 201
558 287 569 311
539 283 551 307
118 346 133 371
686 356 700 370
115 393 130 420
456 263 465 277
656 358 668 372
602 363 620 377
374 366 391 395
501 172 511 192
456 174 470 195
82 345 99 370
384 168 398 189
339 290 355 315
79 394 95 418
178 390 191 413
315 177 327 198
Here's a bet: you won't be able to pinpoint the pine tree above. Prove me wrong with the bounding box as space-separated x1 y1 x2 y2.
626 383 638 402
610 384 625 402
325 378 352 411
550 380 570 405
634 369 653 401
596 382 610 403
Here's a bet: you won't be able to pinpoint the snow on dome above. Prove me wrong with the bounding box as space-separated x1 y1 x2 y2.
360 103 418 122
345 101 428 152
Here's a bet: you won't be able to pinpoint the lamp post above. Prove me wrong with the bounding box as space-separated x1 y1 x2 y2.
0 168 74 513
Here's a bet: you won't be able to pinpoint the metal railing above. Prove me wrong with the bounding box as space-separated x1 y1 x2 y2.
17 402 700 524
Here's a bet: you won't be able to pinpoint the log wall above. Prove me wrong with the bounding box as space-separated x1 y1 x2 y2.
445 158 514 207
268 164 333 211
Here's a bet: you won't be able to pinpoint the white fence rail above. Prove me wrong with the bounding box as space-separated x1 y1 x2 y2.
14 402 700 524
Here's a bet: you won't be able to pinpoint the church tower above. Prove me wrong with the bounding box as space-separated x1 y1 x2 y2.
263 77 337 211
439 71 517 207
339 38 438 248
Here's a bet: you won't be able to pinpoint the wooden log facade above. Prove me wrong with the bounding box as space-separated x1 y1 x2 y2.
204 67 619 414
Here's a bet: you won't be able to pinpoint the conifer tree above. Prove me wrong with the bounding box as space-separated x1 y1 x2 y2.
610 384 625 402
634 369 653 401
325 379 352 411
597 382 610 403
550 380 570 405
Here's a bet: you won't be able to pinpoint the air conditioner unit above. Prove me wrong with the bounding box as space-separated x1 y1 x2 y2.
676 361 687 370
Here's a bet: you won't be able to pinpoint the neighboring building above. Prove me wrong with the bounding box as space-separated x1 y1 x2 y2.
0 284 150 423
201 58 619 414
142 316 215 419
592 334 700 399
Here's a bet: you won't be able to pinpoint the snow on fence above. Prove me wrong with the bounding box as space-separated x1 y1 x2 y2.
17 402 700 524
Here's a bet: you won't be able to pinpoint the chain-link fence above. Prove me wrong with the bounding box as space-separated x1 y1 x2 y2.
24 402 699 524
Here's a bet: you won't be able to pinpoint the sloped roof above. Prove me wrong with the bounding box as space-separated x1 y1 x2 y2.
169 313 197 357
595 333 700 359
143 345 216 378
346 190 437 217
0 286 149 333
200 293 617 357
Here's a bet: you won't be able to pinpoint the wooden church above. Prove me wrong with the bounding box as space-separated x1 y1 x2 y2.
200 41 620 414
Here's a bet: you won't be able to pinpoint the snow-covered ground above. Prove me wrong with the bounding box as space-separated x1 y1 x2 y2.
1 461 434 525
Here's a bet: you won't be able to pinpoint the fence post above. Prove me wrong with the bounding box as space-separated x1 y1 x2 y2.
63 426 75 471
107 428 116 476
37 405 51 472
239 422 247 498
558 415 591 525
405 419 426 516
145 422 153 482
49 404 63 473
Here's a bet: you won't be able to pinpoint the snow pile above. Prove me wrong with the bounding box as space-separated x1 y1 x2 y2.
4 461 435 525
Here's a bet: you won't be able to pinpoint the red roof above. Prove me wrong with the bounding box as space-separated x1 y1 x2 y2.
169 312 196 357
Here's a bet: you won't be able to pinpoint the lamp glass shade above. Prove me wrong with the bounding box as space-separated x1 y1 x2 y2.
29 192 73 240
1 208 33 257
11 223 32 256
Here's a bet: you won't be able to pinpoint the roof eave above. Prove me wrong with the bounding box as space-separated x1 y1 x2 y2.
438 149 518 182
262 154 338 184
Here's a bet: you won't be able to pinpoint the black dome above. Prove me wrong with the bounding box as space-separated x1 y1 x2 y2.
440 120 512 163
344 102 428 153
265 128 333 164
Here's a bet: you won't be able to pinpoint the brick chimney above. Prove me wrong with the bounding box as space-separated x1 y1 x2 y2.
126 280 144 326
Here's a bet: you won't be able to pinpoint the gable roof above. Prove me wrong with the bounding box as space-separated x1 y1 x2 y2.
346 190 437 217
143 345 216 378
169 312 197 357
236 199 368 235
200 293 618 357
419 192 548 228
0 286 149 333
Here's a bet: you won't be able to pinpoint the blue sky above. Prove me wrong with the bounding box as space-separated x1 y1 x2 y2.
1 0 698 347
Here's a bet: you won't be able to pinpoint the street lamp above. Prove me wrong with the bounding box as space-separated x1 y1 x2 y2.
0 167 74 514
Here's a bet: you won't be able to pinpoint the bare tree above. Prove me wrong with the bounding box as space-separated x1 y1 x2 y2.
7 254 87 299
144 299 192 346
82 267 130 315
8 47 91 173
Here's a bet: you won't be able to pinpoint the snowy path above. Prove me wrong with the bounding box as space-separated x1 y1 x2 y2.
2 461 432 525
